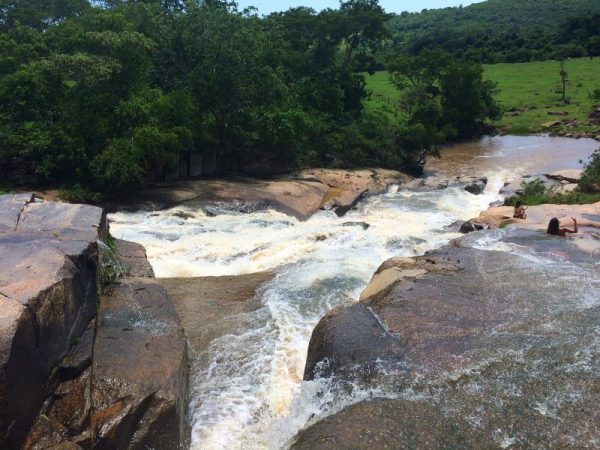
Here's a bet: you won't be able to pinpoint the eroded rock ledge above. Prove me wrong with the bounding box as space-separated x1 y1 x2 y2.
298 230 600 448
106 168 411 220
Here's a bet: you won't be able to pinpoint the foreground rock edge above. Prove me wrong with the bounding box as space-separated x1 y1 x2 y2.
0 194 189 450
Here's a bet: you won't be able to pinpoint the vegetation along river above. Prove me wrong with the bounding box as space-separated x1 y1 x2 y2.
108 135 599 449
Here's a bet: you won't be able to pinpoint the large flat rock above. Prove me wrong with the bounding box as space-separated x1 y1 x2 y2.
0 195 105 449
159 271 275 355
300 230 600 447
91 280 188 449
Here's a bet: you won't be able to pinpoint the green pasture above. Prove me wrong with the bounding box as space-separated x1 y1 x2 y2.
364 57 600 134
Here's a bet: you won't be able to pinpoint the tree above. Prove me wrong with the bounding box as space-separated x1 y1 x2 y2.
388 51 500 171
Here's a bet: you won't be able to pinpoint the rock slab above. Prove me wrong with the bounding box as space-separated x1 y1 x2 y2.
91 280 188 449
0 194 106 449
299 233 600 448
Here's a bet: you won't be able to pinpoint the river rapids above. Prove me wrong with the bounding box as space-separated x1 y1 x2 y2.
108 136 599 449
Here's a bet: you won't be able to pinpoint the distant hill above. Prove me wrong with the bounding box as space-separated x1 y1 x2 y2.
386 0 600 63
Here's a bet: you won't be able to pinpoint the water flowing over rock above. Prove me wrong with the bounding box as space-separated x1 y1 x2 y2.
298 230 600 448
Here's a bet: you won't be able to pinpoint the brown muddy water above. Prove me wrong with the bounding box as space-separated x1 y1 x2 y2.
427 134 598 178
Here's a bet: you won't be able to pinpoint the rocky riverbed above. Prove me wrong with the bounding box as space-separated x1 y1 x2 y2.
3 136 599 449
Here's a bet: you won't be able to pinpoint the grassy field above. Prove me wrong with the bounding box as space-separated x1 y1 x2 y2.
364 57 600 134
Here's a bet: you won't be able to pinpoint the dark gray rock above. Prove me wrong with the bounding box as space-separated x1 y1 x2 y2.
341 221 370 230
464 177 488 195
459 221 476 234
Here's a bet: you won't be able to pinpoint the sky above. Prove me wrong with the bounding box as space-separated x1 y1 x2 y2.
235 0 483 15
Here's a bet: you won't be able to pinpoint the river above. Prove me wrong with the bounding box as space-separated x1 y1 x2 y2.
108 135 598 449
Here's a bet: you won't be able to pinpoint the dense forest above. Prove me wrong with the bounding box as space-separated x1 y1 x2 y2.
0 0 500 198
387 0 600 63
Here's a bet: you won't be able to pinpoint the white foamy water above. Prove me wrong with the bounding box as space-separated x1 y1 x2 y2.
106 136 600 449
108 173 508 450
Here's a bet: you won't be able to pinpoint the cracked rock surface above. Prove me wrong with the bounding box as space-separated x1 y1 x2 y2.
0 194 106 449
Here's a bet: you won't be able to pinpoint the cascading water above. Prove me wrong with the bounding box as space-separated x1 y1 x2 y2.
109 174 506 449
108 136 599 449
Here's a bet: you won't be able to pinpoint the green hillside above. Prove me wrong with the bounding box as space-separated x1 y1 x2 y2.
364 57 600 135
386 0 600 63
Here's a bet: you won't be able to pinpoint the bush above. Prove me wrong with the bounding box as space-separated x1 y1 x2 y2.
59 185 101 204
579 147 600 191
507 176 600 206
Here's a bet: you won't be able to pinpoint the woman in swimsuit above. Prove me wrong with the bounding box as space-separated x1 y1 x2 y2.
547 217 577 236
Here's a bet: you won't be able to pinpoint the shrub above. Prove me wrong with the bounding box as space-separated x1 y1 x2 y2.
579 147 600 191
507 176 600 206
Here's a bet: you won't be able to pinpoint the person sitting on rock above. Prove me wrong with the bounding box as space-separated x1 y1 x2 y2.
513 201 527 219
547 217 577 236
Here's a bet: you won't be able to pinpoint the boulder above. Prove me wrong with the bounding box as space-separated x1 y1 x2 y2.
459 221 477 233
158 271 275 354
0 195 106 449
91 280 188 450
464 177 488 195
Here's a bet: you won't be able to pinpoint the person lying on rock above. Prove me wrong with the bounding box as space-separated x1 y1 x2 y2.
513 201 528 219
547 217 577 236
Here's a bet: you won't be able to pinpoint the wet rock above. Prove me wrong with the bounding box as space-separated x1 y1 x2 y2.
0 195 105 449
301 235 600 447
59 322 95 381
158 271 275 356
359 256 462 301
28 366 93 445
464 177 487 195
91 280 188 450
459 221 477 233
544 169 582 184
303 301 403 380
405 175 487 194
459 220 488 234
341 222 370 230
291 398 496 450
